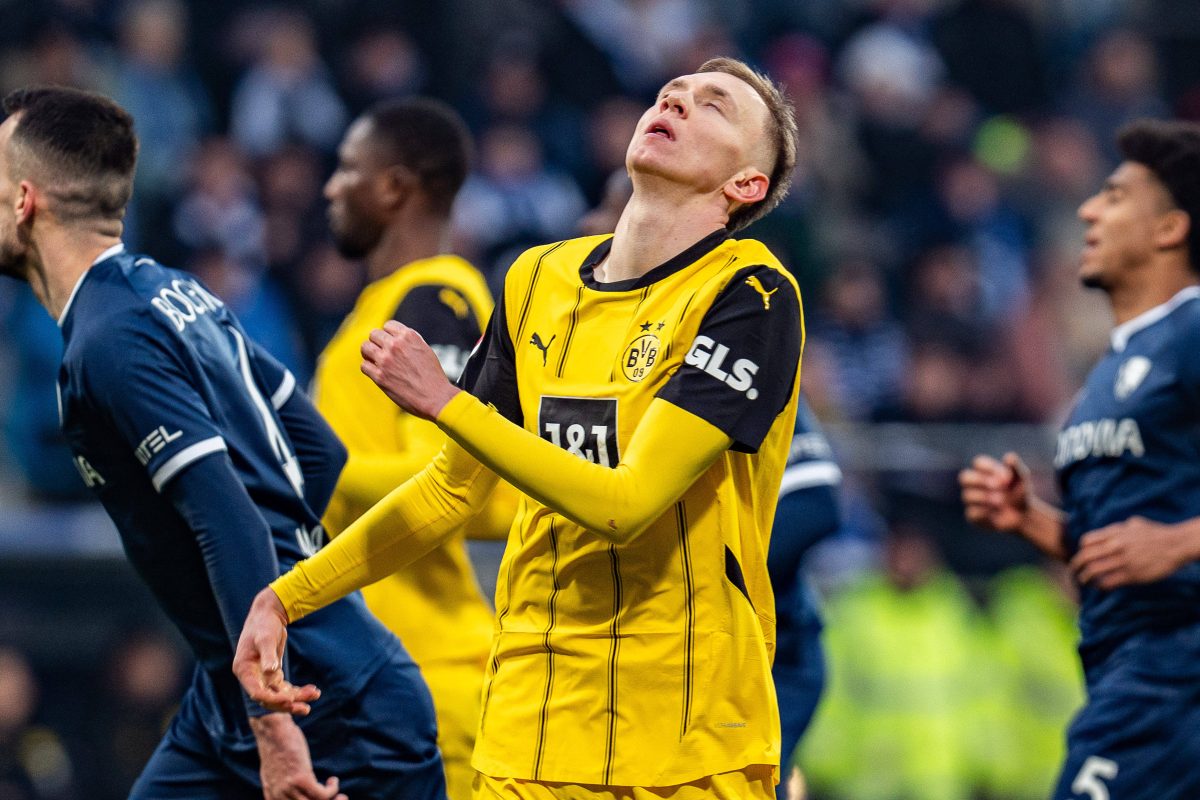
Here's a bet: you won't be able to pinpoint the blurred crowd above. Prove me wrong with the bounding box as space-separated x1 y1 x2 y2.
1 0 1198 797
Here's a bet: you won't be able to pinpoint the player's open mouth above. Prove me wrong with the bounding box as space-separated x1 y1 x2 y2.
645 120 674 140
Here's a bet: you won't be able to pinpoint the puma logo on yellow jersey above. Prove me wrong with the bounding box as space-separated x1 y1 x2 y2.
745 275 778 310
530 332 556 366
438 288 471 319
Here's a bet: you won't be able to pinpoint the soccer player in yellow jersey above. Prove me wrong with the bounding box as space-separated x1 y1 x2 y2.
235 57 803 799
317 98 512 799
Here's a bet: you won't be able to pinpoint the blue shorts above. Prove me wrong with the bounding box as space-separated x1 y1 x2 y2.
772 625 825 800
131 660 446 800
1052 626 1200 800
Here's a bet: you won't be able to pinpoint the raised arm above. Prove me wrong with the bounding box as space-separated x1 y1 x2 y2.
364 264 803 544
438 392 730 543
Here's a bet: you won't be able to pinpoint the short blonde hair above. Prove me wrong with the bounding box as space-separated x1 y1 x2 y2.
697 57 798 232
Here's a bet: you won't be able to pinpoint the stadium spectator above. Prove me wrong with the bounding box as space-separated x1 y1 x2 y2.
228 8 347 157
801 525 982 800
112 0 213 256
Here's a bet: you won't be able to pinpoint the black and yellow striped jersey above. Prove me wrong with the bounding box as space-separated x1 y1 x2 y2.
461 230 804 786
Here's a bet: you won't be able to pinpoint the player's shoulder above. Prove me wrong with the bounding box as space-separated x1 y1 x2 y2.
68 254 224 367
504 235 608 286
372 253 492 316
724 236 788 271
1133 290 1200 366
386 253 489 292
707 251 800 319
1166 291 1200 338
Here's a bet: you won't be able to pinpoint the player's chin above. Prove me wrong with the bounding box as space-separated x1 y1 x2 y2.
1079 267 1108 290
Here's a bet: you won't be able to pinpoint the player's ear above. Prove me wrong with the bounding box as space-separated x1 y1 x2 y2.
1155 208 1190 252
380 164 418 211
15 180 37 226
723 169 769 208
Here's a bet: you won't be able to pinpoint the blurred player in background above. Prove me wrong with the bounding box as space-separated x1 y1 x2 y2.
769 401 841 800
237 57 803 798
960 120 1200 800
317 97 514 800
0 86 446 799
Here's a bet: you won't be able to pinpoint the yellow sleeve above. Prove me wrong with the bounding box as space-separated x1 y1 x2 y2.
327 451 433 527
437 392 731 544
330 450 517 542
272 439 498 621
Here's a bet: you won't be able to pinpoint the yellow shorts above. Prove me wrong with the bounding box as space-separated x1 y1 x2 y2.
421 659 486 800
472 766 775 800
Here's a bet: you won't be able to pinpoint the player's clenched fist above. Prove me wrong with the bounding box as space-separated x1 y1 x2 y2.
361 320 461 421
958 452 1032 533
233 588 321 716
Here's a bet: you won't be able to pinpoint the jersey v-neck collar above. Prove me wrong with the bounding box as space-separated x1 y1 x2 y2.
1110 284 1200 352
57 242 126 327
579 229 729 292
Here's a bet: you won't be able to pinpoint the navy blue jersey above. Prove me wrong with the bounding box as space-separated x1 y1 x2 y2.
57 245 401 725
1055 286 1200 665
770 398 841 660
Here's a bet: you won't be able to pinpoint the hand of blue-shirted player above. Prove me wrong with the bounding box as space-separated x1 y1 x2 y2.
361 320 460 421
250 713 348 800
1072 516 1200 589
960 452 1068 560
234 588 320 715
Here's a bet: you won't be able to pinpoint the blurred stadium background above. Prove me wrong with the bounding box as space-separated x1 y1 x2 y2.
1 0 1198 797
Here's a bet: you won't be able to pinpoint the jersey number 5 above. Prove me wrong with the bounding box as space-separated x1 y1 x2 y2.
538 396 619 467
1072 756 1118 800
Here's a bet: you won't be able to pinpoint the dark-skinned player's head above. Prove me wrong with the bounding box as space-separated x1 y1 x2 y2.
324 97 472 259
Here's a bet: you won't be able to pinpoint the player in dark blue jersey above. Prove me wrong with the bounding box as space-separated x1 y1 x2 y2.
768 398 841 800
961 120 1200 800
0 88 446 799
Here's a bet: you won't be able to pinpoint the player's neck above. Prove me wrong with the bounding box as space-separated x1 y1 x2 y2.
601 188 726 283
29 226 122 321
1108 261 1200 326
365 215 451 283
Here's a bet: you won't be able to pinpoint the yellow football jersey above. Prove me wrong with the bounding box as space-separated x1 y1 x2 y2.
314 254 496 665
462 231 804 786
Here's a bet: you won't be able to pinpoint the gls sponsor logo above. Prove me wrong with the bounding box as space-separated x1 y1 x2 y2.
684 335 760 399
150 278 225 331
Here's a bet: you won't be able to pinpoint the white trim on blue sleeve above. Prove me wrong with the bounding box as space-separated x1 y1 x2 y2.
151 436 228 492
270 370 296 410
778 461 842 497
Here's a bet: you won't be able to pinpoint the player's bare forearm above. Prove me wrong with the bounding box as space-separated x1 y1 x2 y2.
1018 497 1069 561
251 712 346 800
1165 516 1200 564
